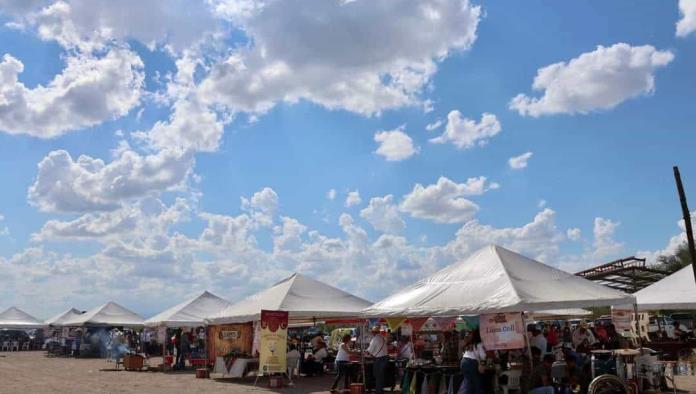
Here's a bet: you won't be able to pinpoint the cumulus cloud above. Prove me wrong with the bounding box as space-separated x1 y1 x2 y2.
429 111 501 149
508 151 533 170
400 176 499 223
28 148 194 213
360 195 405 234
198 0 481 116
425 119 443 131
567 227 582 241
326 189 337 201
345 190 362 207
637 211 696 262
510 43 674 117
241 187 279 227
0 48 144 137
592 217 623 259
677 0 696 37
374 126 419 161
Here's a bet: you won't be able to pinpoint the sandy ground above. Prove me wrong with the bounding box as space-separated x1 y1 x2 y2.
2 351 696 393
0 351 337 394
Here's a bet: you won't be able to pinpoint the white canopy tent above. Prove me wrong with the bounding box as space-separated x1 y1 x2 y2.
363 245 634 317
145 291 232 327
60 302 144 328
45 308 83 326
534 309 592 320
207 273 372 324
633 264 696 310
0 307 44 329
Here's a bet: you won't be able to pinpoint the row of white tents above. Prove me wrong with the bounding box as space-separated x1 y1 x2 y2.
1 245 695 332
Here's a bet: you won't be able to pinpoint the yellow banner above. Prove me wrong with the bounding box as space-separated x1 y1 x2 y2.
259 310 288 375
385 317 407 331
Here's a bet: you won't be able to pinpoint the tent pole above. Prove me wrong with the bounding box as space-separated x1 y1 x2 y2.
522 312 534 371
633 303 643 351
361 319 366 385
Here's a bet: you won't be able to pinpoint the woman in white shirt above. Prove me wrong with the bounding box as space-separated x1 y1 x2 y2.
398 336 414 360
458 329 485 394
330 334 354 393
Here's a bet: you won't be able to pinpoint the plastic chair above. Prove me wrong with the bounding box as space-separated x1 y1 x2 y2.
1 341 9 351
500 369 522 394
10 341 19 351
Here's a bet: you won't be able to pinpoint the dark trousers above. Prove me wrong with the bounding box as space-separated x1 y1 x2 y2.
176 347 187 368
373 356 388 394
332 361 352 390
457 357 483 394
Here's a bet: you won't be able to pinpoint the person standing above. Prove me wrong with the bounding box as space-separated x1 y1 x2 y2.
178 329 190 369
331 334 354 393
367 326 388 394
457 329 485 394
530 328 547 355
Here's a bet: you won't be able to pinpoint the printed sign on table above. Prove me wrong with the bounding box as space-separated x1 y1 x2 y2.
259 310 288 375
480 313 525 350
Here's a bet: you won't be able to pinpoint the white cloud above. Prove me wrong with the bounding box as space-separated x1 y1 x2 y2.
360 195 405 234
677 0 696 37
567 227 582 241
425 119 442 131
399 176 498 224
198 0 481 116
326 189 337 201
429 111 501 149
637 211 696 262
373 126 419 161
16 0 218 52
537 199 547 209
442 208 564 263
591 217 623 259
508 151 533 170
345 190 362 207
241 187 279 227
28 148 194 213
510 43 674 117
0 48 144 137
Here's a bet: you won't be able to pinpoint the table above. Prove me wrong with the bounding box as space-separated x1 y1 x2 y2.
213 357 259 378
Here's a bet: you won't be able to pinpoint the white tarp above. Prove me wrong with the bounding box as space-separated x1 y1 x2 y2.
534 309 592 319
45 308 83 326
0 307 44 329
634 264 696 310
363 245 634 317
145 291 233 327
207 273 372 324
60 301 144 327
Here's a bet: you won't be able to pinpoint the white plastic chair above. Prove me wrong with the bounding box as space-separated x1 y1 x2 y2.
22 342 30 351
10 341 19 351
500 369 522 394
1 341 9 351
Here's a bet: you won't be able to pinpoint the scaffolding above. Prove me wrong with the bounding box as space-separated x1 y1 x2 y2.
575 256 670 293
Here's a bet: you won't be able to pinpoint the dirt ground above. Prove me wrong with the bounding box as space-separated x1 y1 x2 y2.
0 351 337 394
2 351 696 393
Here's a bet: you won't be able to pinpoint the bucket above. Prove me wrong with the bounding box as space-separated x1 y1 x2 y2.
195 368 209 379
164 355 174 366
350 383 365 394
269 376 284 388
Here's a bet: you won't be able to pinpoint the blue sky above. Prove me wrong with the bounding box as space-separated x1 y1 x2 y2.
0 0 695 318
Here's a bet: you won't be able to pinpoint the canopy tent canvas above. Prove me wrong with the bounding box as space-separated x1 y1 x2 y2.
633 264 696 310
0 307 44 329
363 245 635 317
45 308 83 326
207 273 372 324
533 308 592 320
60 301 144 328
145 291 233 327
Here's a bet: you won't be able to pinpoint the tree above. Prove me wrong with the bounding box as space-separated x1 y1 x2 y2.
657 242 693 274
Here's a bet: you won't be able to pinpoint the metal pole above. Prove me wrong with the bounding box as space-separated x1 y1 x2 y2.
673 166 696 281
360 319 366 384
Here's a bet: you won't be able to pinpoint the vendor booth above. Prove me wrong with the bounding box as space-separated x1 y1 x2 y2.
145 291 232 369
633 264 696 310
363 244 636 394
59 302 144 360
45 308 82 326
43 308 83 355
0 307 44 351
206 273 372 381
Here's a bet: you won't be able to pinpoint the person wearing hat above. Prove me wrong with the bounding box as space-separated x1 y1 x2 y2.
366 325 389 394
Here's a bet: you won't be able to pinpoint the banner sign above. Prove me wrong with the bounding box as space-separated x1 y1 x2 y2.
480 313 525 350
259 310 288 375
221 330 240 340
611 309 633 332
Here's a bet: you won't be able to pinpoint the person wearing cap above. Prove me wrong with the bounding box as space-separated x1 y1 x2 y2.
367 325 389 394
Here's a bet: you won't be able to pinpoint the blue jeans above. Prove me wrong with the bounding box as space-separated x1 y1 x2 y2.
458 357 483 394
373 356 388 394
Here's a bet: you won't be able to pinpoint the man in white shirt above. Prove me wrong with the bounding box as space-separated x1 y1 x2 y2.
367 326 388 394
572 323 596 352
530 328 548 355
